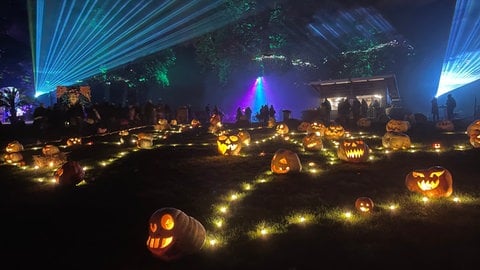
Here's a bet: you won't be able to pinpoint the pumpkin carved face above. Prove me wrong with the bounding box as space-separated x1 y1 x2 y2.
4 152 24 164
337 139 369 162
275 123 289 135
154 119 170 131
6 141 24 153
297 122 311 132
271 148 302 174
382 132 411 150
54 161 85 186
355 197 374 213
324 124 345 140
217 134 242 155
42 145 60 156
405 166 453 198
302 133 323 151
386 119 410 133
146 207 206 261
306 122 326 136
467 120 480 148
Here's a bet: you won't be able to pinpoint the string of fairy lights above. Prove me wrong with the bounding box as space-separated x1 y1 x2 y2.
1 121 477 250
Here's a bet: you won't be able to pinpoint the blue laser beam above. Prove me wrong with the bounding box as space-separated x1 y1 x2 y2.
29 0 243 97
436 0 480 97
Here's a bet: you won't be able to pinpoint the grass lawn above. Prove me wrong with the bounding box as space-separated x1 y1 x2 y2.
1 118 479 269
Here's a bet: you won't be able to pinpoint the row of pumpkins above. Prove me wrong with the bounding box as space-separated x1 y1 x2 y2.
146 163 454 262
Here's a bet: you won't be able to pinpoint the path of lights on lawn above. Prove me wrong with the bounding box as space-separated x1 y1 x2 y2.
29 0 235 96
436 0 480 97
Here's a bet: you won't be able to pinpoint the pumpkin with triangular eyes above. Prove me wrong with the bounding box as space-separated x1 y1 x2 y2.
217 133 242 155
355 197 374 213
302 133 323 151
324 124 345 140
306 122 326 136
271 148 302 174
405 166 453 198
386 119 410 133
146 207 206 261
337 139 370 163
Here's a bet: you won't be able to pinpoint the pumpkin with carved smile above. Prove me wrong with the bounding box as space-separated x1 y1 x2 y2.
355 197 374 213
337 139 369 163
324 124 345 140
146 207 206 261
217 133 242 155
467 120 480 148
302 133 323 151
405 166 453 198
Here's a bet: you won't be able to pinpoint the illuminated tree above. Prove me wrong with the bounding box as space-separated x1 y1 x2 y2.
0 86 32 123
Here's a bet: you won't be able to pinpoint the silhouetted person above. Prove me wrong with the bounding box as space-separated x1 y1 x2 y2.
321 98 331 124
244 107 252 123
446 94 456 120
431 97 439 121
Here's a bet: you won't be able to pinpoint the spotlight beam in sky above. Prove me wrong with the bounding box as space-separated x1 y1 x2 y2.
436 0 480 97
29 0 242 96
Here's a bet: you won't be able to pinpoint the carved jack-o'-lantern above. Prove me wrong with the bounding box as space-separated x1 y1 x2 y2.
237 131 251 146
405 166 453 198
6 140 24 153
271 148 302 174
3 152 24 164
170 119 178 126
42 144 60 156
435 120 454 131
306 122 326 136
137 139 153 149
337 139 370 163
275 123 289 135
66 137 82 146
355 197 374 213
302 133 323 151
356 118 371 128
54 161 85 186
466 120 480 148
217 133 242 155
146 207 206 261
297 122 311 132
386 119 410 133
118 130 129 137
324 124 345 140
382 132 411 150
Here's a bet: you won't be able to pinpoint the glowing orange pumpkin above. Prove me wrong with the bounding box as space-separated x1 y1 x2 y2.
297 122 310 132
42 144 60 156
355 197 374 213
5 140 24 153
466 120 480 148
271 148 302 174
382 132 411 150
337 139 369 163
146 207 206 261
3 152 24 164
405 166 453 198
306 122 326 136
275 123 289 135
324 124 345 140
386 119 410 133
302 133 323 151
66 137 82 146
237 131 251 146
217 133 242 155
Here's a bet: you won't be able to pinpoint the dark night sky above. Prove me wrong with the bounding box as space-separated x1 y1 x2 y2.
2 0 473 119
